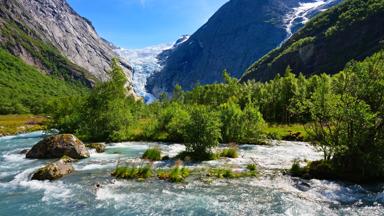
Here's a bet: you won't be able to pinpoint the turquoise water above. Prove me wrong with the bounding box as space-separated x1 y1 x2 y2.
1 132 384 216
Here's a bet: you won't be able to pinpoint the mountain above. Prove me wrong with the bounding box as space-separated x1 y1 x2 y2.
147 0 342 96
0 0 133 88
242 0 384 82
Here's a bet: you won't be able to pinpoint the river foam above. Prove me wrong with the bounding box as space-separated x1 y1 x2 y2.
1 132 383 215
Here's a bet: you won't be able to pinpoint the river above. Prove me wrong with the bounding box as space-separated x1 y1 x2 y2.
0 132 383 215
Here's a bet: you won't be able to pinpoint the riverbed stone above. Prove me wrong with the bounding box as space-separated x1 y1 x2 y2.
85 143 106 153
26 134 90 159
19 149 30 154
31 156 75 181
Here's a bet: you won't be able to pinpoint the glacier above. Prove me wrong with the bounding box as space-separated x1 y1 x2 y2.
116 35 190 103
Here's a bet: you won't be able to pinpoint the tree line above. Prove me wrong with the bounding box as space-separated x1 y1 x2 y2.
49 50 384 182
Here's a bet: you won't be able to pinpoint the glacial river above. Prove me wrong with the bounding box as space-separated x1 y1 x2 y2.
0 132 383 215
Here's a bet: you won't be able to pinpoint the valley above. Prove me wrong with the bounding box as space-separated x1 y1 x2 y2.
0 0 384 215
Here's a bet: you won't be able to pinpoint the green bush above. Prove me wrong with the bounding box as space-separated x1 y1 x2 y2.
142 147 162 161
219 146 239 158
183 106 222 160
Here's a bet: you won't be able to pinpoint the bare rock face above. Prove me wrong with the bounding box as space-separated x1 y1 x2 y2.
0 0 135 95
20 0 132 81
26 134 90 159
147 0 342 96
31 156 75 181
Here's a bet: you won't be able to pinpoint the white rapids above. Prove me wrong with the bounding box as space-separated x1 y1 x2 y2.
1 132 383 215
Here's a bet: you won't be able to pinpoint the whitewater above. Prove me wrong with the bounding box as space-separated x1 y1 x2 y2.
0 132 383 215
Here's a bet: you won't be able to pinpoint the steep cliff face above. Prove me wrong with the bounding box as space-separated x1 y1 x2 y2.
147 0 341 96
0 0 133 87
242 0 384 82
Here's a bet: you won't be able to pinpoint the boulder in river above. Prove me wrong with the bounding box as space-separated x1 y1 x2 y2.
31 156 75 181
85 143 106 153
26 134 90 159
19 149 30 154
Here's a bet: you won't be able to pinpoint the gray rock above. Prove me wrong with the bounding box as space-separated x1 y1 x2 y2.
0 0 136 96
26 134 90 159
147 0 340 96
19 149 30 154
85 143 106 153
31 156 75 181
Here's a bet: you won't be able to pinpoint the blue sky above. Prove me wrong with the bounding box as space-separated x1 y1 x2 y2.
67 0 228 48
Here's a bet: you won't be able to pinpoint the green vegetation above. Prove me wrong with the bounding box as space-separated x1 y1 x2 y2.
183 106 222 160
246 164 257 172
0 115 46 136
0 20 95 85
218 146 239 158
263 124 307 141
243 0 384 82
48 45 384 182
112 164 153 180
289 51 384 183
142 147 162 161
157 166 191 183
0 48 88 114
207 168 257 179
48 59 137 142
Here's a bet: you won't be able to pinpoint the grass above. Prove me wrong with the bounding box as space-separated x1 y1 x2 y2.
218 146 239 158
262 123 308 141
207 168 258 179
0 115 46 136
157 166 191 183
246 164 257 171
0 47 89 115
112 164 153 180
142 147 162 161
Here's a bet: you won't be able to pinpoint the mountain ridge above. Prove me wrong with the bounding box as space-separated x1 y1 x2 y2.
241 0 384 82
147 0 342 97
0 0 134 89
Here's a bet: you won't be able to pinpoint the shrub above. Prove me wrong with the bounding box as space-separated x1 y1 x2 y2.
219 146 239 158
142 147 162 161
289 159 306 176
175 151 216 162
156 103 190 142
183 106 222 160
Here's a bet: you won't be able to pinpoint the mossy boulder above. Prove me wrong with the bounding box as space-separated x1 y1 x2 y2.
31 156 75 181
26 134 89 159
85 143 106 153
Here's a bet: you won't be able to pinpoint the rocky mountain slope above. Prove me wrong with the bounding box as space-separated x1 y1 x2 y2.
0 0 133 88
147 0 342 96
242 0 384 82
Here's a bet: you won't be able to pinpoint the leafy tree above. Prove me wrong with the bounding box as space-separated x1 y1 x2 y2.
157 103 190 142
241 103 265 143
184 106 222 159
78 59 135 141
220 101 244 143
